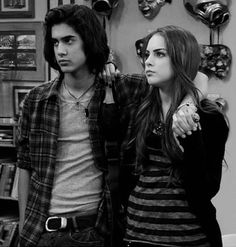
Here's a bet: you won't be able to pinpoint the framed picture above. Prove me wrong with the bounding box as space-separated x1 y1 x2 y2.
0 22 45 82
13 85 33 117
0 0 35 18
47 0 91 11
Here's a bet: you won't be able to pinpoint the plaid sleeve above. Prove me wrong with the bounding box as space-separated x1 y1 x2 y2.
114 74 148 106
16 93 32 170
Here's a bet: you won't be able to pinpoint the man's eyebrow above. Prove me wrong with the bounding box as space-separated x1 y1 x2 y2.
51 35 75 40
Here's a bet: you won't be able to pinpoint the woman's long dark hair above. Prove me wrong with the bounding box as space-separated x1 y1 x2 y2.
134 26 203 173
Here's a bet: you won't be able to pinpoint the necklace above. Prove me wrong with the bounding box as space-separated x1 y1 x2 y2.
152 121 165 136
63 80 94 117
63 80 94 102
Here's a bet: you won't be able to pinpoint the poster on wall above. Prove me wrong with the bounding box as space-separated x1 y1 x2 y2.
0 0 35 18
48 0 91 10
12 85 33 119
0 22 45 82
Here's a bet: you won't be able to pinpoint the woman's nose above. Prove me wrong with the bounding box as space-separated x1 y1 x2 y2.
145 55 153 66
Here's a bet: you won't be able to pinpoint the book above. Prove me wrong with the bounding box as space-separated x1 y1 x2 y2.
0 164 8 196
0 219 18 247
3 165 16 197
10 168 19 199
0 164 16 197
0 118 15 124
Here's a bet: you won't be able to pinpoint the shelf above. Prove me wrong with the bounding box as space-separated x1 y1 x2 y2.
0 196 18 201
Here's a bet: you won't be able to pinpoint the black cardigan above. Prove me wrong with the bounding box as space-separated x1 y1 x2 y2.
118 106 229 247
178 108 229 247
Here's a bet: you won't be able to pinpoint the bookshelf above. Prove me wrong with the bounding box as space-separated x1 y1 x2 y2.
0 118 19 247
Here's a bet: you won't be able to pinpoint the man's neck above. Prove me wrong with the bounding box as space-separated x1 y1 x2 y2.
64 71 95 92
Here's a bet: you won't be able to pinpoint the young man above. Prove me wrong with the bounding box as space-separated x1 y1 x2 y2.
17 4 116 247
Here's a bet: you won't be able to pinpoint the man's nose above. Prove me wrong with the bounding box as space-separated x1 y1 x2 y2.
57 43 67 56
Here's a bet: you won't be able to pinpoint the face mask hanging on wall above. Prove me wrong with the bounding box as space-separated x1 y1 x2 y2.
138 0 172 20
199 43 232 80
183 0 230 29
92 0 119 16
135 37 146 67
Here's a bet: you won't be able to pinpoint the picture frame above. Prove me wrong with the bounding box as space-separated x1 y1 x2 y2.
0 22 45 82
47 0 91 11
13 85 33 118
0 0 35 18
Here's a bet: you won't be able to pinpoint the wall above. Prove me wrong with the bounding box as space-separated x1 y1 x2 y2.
109 0 236 235
0 1 47 117
0 0 235 235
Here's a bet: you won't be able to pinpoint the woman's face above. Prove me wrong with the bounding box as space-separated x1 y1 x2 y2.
138 0 165 19
145 33 174 89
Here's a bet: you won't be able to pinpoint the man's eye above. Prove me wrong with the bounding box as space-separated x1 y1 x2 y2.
64 38 73 44
52 40 58 46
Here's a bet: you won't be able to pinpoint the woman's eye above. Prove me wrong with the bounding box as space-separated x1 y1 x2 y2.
155 51 165 57
144 52 150 60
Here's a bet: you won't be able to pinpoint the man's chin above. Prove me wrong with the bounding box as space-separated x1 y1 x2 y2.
60 67 73 73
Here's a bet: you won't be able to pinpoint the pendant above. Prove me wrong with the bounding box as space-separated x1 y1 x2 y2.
74 102 89 123
75 101 80 110
152 121 165 136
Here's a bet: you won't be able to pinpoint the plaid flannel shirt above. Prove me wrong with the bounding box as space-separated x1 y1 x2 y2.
113 74 149 165
17 77 113 247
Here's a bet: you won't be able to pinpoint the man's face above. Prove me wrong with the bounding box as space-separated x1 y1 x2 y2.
52 23 87 74
138 0 165 19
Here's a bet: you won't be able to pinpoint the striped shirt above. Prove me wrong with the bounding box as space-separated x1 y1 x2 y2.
114 74 228 247
124 132 210 246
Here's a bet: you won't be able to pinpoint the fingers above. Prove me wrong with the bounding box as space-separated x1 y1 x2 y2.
174 133 184 152
172 114 187 138
103 65 112 86
172 105 200 138
99 63 121 87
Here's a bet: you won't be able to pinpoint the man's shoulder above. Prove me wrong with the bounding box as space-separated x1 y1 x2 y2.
27 77 60 101
119 73 146 82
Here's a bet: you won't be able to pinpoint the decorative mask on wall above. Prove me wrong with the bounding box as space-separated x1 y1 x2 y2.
183 0 230 29
199 44 232 79
135 37 146 67
138 0 172 20
92 0 119 16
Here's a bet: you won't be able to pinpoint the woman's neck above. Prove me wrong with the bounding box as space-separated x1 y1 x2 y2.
159 89 172 122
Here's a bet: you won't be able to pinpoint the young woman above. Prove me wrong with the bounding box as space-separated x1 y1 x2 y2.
112 25 229 247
